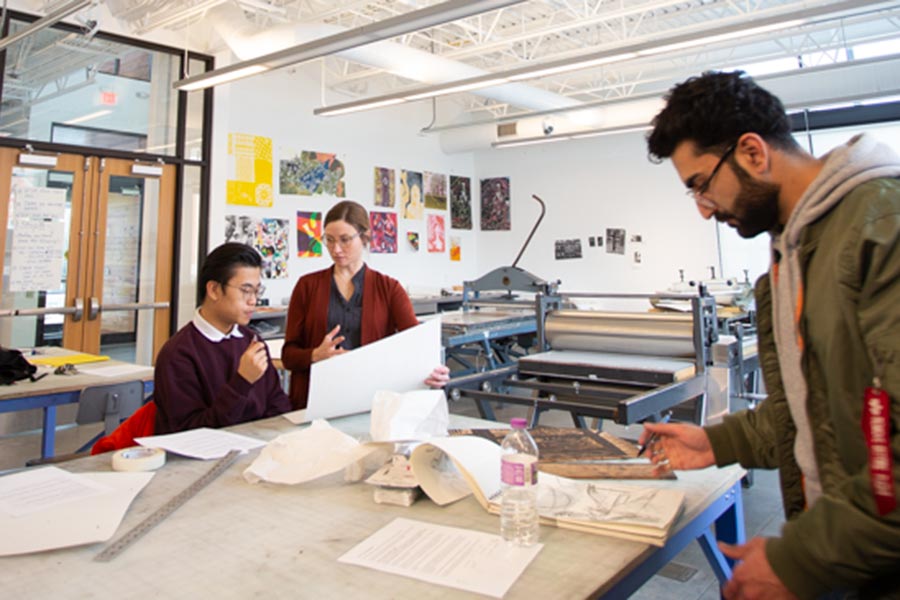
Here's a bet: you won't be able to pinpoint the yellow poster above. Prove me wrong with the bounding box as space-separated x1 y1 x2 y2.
226 133 273 207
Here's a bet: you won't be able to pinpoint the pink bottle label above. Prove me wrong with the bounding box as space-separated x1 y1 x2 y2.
501 456 537 486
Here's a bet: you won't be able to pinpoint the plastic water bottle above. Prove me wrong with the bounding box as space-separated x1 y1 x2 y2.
500 417 539 546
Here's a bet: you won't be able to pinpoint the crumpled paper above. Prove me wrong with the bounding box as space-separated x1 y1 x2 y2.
243 419 389 485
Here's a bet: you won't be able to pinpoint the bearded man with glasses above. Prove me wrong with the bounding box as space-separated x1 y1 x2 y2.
641 70 900 599
154 242 291 434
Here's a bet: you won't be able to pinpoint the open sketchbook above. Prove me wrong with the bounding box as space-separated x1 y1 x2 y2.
408 436 684 547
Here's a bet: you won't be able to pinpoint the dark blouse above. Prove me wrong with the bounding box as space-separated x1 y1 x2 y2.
326 265 366 350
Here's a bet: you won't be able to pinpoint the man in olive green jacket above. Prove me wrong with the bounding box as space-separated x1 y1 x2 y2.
643 70 900 599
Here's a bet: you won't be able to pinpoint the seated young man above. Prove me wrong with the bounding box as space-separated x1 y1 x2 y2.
154 242 291 434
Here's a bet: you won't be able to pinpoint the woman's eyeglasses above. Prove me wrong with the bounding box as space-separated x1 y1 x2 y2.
324 233 360 248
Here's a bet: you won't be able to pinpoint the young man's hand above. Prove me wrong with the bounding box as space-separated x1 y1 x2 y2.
638 422 716 471
238 340 268 384
721 538 798 600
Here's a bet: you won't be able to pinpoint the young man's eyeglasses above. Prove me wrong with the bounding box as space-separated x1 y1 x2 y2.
686 142 737 205
225 283 266 301
324 233 360 248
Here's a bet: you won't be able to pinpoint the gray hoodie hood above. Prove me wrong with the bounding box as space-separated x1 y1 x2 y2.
770 133 900 506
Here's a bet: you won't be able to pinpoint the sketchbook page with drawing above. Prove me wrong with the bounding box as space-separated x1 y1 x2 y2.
408 436 685 547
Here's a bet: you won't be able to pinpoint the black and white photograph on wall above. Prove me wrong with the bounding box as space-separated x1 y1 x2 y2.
595 234 603 247
555 238 583 260
606 228 626 255
630 234 643 243
588 236 596 247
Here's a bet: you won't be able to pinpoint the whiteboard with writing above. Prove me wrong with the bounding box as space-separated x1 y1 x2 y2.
9 187 67 292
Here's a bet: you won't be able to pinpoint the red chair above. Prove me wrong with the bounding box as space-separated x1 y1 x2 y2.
91 400 157 455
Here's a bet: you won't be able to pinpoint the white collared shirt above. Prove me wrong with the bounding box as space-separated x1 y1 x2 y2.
191 308 244 343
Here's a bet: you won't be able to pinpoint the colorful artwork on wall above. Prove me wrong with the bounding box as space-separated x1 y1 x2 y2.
280 150 345 197
427 214 445 253
296 211 323 258
480 177 510 231
374 167 395 207
450 175 472 230
370 211 398 254
424 171 447 210
450 236 461 262
226 133 273 207
400 170 423 219
225 215 289 278
407 231 420 252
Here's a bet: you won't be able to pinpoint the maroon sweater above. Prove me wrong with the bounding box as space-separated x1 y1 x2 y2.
282 265 418 410
154 323 291 434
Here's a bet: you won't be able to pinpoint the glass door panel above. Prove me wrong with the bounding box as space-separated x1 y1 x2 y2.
0 149 89 350
90 159 175 365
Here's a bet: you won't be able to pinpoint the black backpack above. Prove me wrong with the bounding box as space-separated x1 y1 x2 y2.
0 348 38 385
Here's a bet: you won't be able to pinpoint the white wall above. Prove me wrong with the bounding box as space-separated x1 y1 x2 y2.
471 131 769 309
209 65 480 306
210 64 900 312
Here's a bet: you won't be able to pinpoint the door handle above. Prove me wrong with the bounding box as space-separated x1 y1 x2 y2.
73 298 83 322
89 296 100 320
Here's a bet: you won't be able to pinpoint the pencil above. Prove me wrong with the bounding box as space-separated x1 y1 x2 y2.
637 411 673 457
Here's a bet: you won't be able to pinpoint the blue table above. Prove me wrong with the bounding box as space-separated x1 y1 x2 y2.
603 476 744 596
0 354 154 458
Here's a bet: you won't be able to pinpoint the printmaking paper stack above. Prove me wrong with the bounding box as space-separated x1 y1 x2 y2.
407 435 685 547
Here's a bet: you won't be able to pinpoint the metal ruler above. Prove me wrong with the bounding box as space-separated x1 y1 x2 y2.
94 449 242 562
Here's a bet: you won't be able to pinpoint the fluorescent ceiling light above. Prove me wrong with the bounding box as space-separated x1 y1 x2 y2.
173 0 527 91
403 77 511 101
0 0 93 52
314 98 406 116
178 65 269 92
64 109 111 125
315 0 871 117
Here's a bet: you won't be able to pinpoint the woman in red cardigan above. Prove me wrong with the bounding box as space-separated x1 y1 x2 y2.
282 200 449 410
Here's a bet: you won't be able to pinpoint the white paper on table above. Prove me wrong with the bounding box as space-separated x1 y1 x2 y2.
409 436 503 507
77 364 152 378
243 419 389 485
135 427 265 460
369 389 449 442
0 466 112 517
339 517 542 599
305 318 441 421
0 471 154 556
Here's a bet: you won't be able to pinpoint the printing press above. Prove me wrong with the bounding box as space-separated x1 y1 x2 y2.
445 284 760 430
441 193 761 429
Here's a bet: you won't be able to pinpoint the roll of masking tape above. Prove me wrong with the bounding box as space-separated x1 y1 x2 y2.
112 447 166 472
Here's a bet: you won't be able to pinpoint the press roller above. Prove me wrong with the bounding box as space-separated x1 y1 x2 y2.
544 310 696 358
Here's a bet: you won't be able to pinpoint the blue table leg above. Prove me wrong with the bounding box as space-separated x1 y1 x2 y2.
42 405 57 459
715 483 746 567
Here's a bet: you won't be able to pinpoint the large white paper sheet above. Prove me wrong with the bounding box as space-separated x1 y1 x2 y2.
0 471 153 556
305 318 441 421
339 517 542 598
136 427 265 460
0 466 111 517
